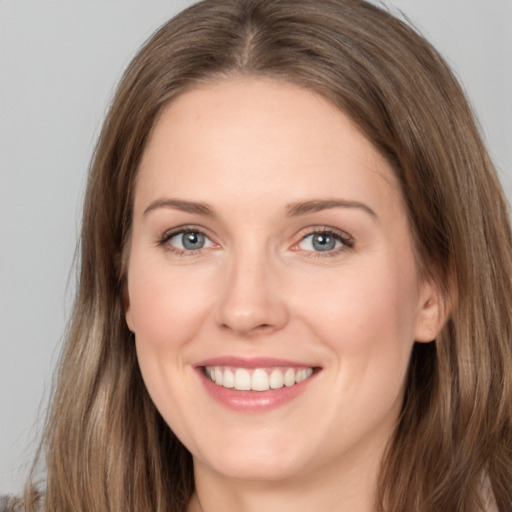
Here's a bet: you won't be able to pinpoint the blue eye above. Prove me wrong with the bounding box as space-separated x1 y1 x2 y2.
298 231 351 253
167 230 214 251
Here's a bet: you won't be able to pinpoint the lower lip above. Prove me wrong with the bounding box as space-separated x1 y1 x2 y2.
197 369 317 413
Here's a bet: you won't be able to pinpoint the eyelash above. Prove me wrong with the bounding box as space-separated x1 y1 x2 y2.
295 227 354 258
156 226 354 257
156 226 214 257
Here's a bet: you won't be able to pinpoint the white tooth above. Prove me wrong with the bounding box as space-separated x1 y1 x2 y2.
269 369 284 389
284 368 295 387
295 369 305 383
222 369 234 388
305 368 313 379
214 367 223 385
234 368 251 390
251 369 270 391
207 367 215 381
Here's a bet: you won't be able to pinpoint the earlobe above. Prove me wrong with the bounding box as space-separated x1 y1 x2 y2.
414 280 450 343
123 285 135 332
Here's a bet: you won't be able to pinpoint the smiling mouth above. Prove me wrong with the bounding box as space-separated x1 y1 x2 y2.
203 366 316 392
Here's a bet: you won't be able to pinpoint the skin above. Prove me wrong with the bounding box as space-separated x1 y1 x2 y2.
125 77 445 512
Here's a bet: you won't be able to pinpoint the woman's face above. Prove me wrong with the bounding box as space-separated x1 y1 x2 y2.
125 77 442 483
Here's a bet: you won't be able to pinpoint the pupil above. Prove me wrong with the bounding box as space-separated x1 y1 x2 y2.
312 234 335 251
183 232 205 250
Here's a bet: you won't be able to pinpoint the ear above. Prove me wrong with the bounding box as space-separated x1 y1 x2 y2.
123 284 135 333
414 279 450 343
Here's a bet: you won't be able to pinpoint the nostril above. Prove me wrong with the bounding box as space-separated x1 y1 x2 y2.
220 321 273 336
215 273 290 335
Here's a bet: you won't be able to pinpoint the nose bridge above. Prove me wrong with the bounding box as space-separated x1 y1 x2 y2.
216 242 288 336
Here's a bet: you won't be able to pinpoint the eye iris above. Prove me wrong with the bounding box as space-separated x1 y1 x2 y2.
182 232 205 250
312 233 336 251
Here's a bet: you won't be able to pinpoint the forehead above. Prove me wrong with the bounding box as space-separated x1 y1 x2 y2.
135 77 402 219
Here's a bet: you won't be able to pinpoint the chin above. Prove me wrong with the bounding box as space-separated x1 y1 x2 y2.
208 456 305 482
191 431 316 482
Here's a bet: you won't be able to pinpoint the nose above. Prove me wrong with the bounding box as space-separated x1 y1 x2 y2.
215 249 289 337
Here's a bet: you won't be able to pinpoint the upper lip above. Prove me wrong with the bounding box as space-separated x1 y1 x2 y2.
195 356 319 369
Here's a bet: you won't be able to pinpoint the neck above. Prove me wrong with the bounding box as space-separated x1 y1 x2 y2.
187 445 383 512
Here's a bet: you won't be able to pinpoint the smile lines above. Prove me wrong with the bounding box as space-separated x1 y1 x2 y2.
204 366 314 391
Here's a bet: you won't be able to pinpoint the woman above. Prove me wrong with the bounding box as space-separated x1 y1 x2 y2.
5 0 511 510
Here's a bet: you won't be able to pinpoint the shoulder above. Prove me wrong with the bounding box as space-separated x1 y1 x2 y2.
0 495 24 512
480 474 499 512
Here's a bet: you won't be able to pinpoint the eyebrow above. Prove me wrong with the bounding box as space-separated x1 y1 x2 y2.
143 198 215 217
143 197 376 219
286 199 377 218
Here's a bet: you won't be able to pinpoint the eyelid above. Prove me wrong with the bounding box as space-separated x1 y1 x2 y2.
291 226 354 254
156 225 219 254
156 224 353 257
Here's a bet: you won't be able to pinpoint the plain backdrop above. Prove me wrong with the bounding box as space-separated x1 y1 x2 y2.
1 0 511 495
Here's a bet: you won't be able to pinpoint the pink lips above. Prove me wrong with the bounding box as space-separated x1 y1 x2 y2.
195 356 319 413
195 355 313 369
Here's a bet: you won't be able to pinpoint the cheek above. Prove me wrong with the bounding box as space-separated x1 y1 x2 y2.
294 253 421 414
303 263 419 350
126 255 214 347
126 257 214 433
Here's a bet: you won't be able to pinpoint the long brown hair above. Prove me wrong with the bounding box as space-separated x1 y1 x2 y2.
26 1 512 510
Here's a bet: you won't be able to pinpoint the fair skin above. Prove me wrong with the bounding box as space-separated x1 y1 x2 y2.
125 77 444 512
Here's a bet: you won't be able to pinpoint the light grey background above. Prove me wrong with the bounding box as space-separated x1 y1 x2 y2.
1 0 511 495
